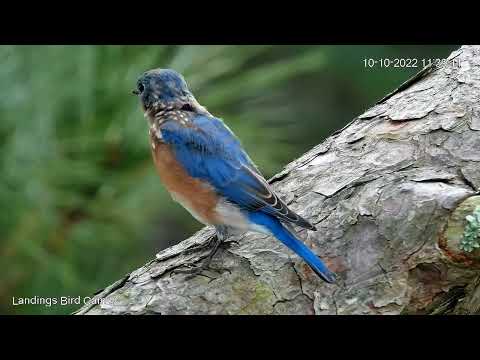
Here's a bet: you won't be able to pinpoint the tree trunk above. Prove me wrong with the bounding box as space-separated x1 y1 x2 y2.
75 45 480 315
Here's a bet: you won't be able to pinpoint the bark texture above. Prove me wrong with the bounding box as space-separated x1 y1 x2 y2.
75 45 480 315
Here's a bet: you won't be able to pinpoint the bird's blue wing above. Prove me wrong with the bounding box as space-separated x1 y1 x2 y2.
160 114 315 230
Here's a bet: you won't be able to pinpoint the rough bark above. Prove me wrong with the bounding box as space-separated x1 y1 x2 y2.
75 45 480 315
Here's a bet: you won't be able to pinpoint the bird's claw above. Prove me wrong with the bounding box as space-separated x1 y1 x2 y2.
174 228 229 279
182 236 218 255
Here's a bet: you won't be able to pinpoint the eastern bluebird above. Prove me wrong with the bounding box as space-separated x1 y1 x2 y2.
133 68 336 283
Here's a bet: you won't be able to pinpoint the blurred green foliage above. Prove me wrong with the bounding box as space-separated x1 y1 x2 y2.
0 45 458 314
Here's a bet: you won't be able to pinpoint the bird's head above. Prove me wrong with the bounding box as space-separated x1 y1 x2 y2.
133 68 208 119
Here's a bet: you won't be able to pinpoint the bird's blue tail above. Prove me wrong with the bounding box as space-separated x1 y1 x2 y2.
247 212 336 283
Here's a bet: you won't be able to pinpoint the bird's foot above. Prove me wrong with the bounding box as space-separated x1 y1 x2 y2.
172 261 230 280
181 236 218 256
174 226 230 278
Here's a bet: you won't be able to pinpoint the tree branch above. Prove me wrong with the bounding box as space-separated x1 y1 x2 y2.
75 45 480 315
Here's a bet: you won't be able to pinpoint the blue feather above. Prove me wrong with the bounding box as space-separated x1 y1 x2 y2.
247 211 336 283
161 115 316 229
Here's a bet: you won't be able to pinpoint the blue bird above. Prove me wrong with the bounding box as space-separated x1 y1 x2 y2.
134 68 336 283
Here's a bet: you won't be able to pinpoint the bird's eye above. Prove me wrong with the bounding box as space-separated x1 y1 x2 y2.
132 83 144 96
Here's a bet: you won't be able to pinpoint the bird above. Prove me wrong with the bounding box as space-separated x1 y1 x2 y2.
133 68 336 283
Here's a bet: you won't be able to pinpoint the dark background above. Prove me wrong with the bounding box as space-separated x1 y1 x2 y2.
0 45 458 314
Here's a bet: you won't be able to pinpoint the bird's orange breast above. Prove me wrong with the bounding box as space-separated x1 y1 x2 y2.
150 136 219 225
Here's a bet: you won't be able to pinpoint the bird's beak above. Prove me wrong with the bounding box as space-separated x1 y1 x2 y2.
132 89 140 95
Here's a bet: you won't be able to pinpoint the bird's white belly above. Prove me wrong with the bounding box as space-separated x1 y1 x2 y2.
213 199 250 229
171 192 271 235
214 199 272 235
